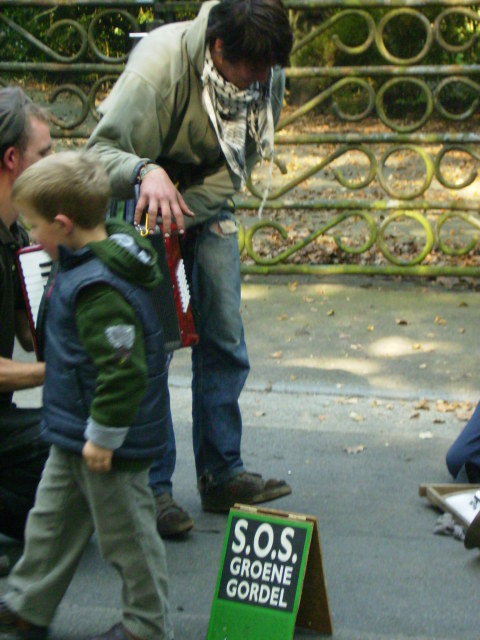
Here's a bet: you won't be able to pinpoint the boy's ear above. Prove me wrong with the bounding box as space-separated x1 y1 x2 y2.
53 213 74 235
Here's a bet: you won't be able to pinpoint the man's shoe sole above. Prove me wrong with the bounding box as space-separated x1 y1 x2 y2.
158 517 194 538
202 483 292 513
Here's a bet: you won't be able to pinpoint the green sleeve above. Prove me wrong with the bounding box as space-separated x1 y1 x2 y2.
75 284 148 428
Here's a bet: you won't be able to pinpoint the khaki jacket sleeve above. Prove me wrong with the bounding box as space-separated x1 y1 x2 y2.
87 71 169 199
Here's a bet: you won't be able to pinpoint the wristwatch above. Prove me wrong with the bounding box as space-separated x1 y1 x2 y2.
137 163 160 183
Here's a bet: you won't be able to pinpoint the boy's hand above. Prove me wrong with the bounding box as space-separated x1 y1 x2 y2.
82 440 113 472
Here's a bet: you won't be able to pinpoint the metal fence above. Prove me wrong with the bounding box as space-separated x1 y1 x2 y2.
1 0 480 276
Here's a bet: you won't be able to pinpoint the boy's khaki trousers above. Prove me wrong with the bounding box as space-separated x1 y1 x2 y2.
4 445 174 640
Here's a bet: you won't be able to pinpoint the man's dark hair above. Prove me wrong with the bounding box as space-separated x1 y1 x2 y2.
206 0 293 68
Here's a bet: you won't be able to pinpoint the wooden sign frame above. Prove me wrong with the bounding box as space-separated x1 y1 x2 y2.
207 504 333 640
419 483 480 527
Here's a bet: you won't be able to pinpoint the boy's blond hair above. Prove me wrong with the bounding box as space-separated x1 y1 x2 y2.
12 150 111 229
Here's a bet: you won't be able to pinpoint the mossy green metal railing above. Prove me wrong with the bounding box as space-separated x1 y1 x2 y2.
1 0 479 276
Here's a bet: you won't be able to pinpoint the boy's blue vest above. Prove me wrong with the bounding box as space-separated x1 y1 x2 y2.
43 246 170 460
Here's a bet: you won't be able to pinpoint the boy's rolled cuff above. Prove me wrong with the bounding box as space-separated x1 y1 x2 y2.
85 416 129 450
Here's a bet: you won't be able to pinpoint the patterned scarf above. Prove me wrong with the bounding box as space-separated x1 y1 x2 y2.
201 46 274 191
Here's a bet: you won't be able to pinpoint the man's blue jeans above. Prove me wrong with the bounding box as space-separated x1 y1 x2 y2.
149 211 250 496
446 400 480 483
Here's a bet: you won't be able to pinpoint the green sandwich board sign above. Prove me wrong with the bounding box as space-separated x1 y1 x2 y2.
207 505 333 640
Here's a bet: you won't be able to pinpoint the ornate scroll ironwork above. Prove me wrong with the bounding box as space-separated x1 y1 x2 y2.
236 0 480 276
1 0 480 276
0 1 152 136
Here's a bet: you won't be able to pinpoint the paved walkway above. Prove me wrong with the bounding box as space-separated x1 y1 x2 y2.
2 275 480 639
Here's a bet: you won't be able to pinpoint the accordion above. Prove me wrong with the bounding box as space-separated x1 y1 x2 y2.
147 225 198 351
16 229 198 357
16 245 53 357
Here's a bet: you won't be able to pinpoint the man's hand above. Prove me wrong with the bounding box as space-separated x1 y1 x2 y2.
134 166 194 236
82 440 113 473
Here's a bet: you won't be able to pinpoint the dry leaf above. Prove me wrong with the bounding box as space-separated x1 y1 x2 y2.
326 309 335 316
290 374 297 381
459 327 465 334
434 315 447 325
303 296 314 303
458 301 468 307
433 418 445 424
350 343 363 351
396 318 408 325
435 400 457 413
411 343 422 351
337 397 358 405
269 351 283 359
419 363 427 369
456 409 474 422
414 399 430 411
410 412 420 419
419 431 433 439
318 415 326 421
288 281 298 292
349 411 364 422
277 313 288 321
343 445 365 455
367 325 374 332
253 410 266 417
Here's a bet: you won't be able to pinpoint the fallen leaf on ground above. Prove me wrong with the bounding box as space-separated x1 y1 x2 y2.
318 415 326 421
396 318 408 325
253 410 266 417
458 301 468 307
436 400 458 412
290 374 297 381
414 399 430 410
294 327 310 336
277 313 288 321
433 418 446 424
412 343 422 351
410 412 420 419
367 325 374 331
303 296 314 303
326 309 335 316
456 408 474 422
288 281 298 292
269 351 283 359
434 315 447 325
337 397 358 404
343 445 365 454
419 431 433 439
349 411 364 422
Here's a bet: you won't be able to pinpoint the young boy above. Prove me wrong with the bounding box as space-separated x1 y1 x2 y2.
0 151 174 640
